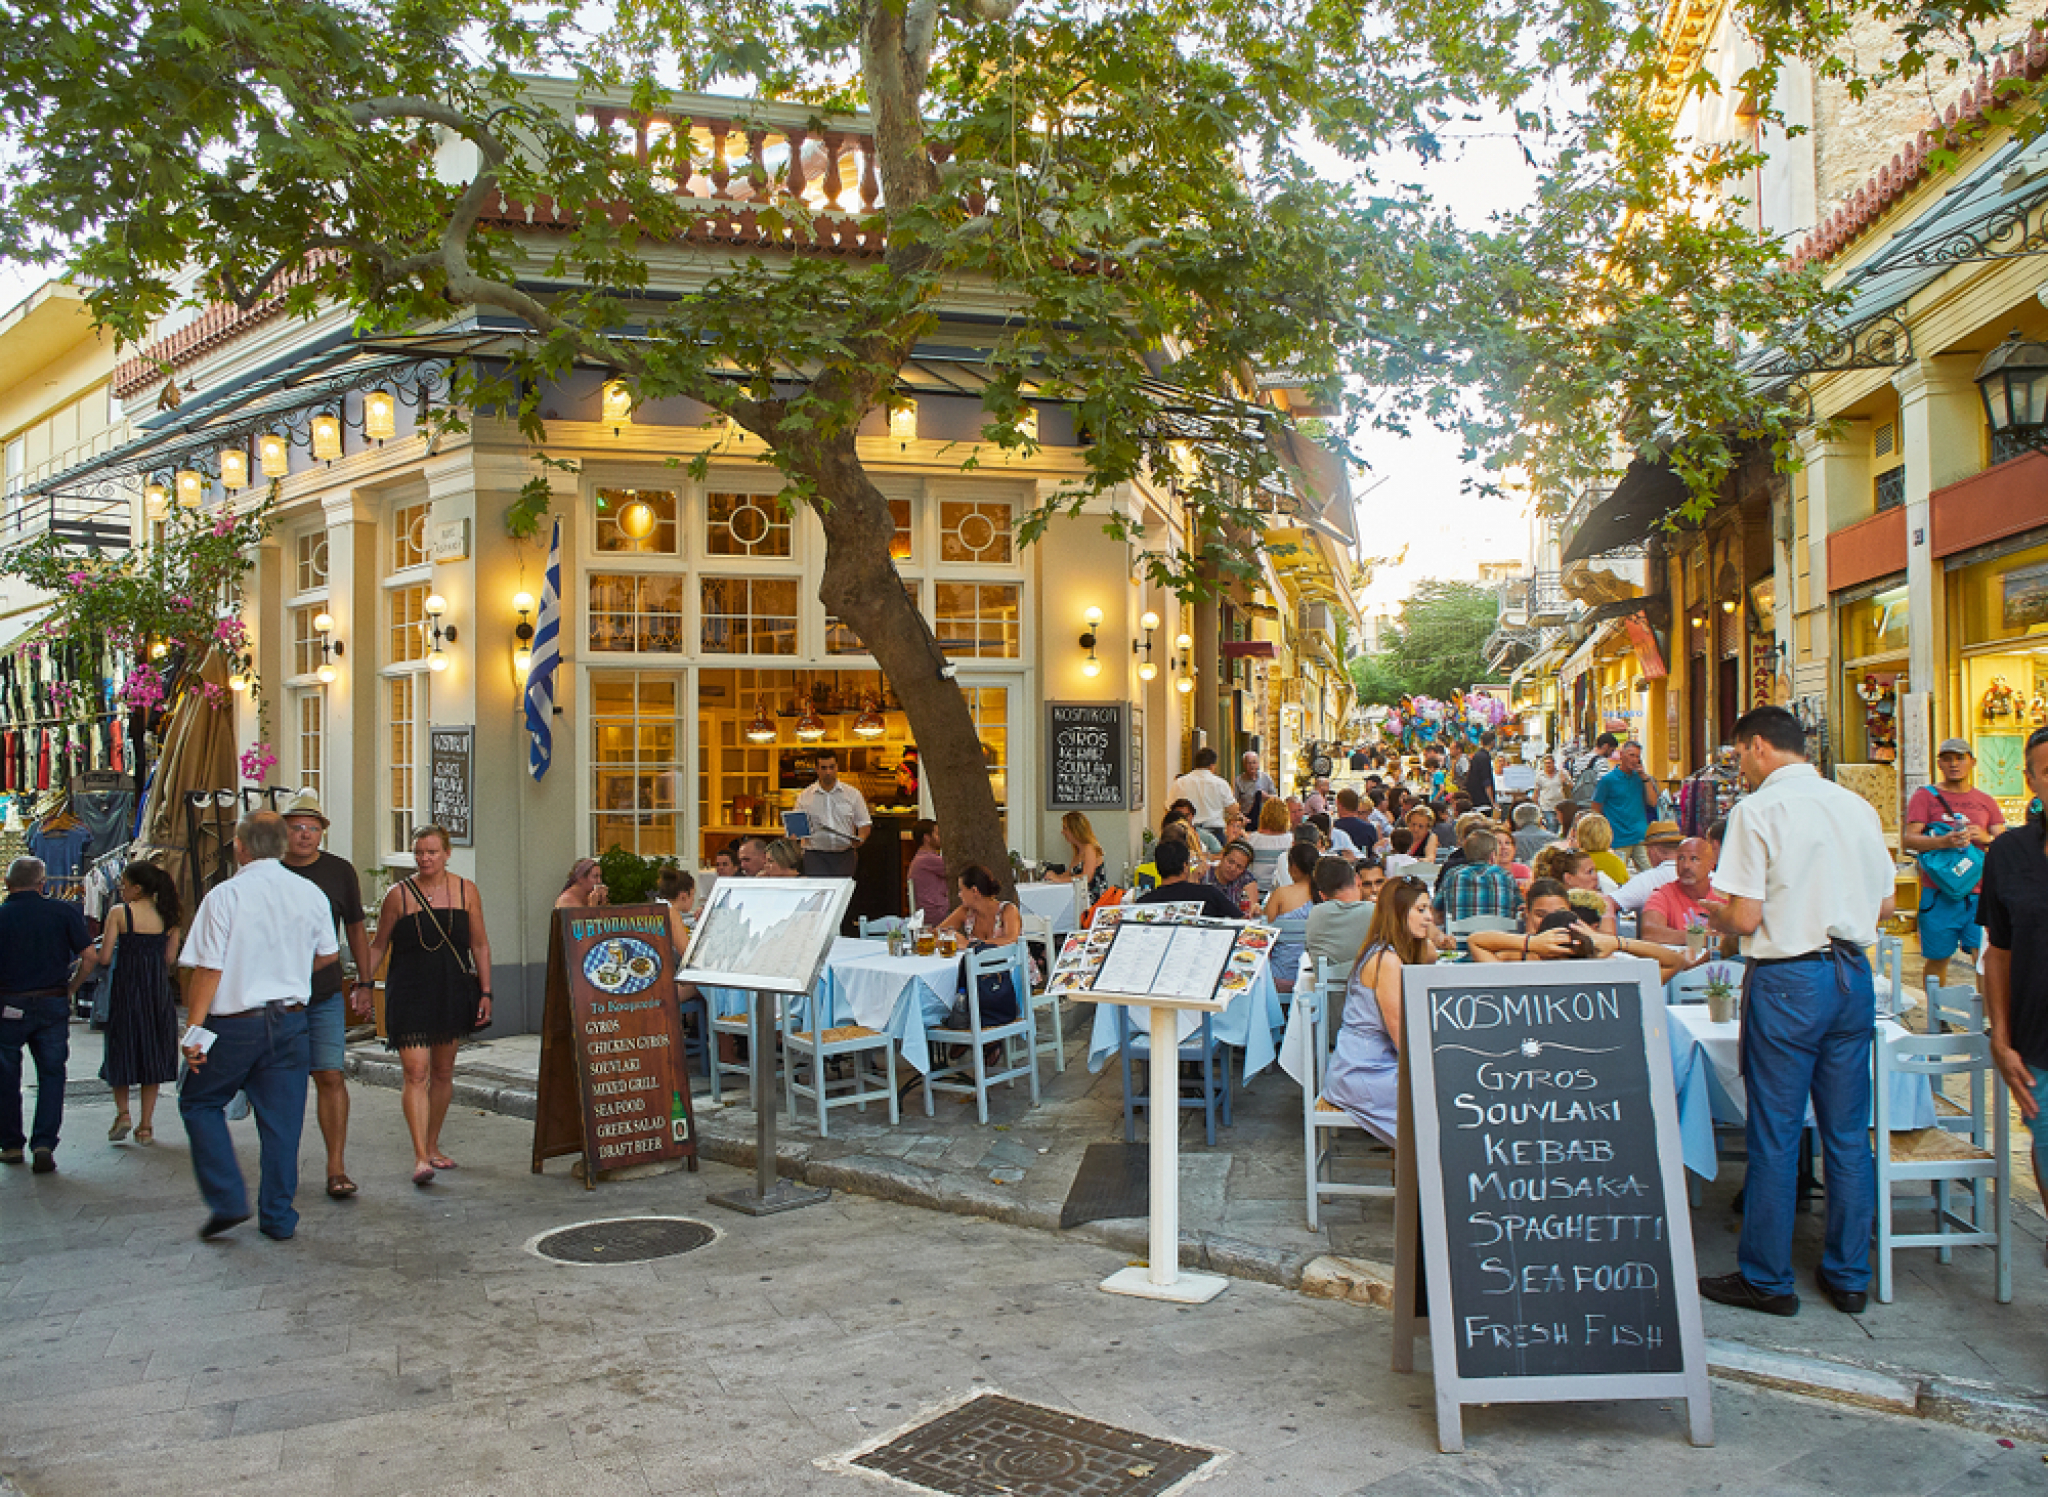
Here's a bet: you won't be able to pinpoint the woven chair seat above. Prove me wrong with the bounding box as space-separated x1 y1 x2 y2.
792 1025 883 1044
1884 1127 1993 1164
1932 1093 1967 1118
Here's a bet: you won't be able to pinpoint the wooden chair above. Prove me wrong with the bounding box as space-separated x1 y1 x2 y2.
1445 913 1516 958
1303 957 1395 1229
780 988 898 1138
1872 1027 2012 1305
924 945 1039 1123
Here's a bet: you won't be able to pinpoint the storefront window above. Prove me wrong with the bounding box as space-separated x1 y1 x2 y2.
588 572 685 652
700 576 798 654
390 502 430 571
296 531 329 592
591 671 684 858
888 498 914 561
933 582 1020 657
594 488 679 554
291 605 324 679
1953 542 2048 813
939 497 1016 563
388 675 416 851
389 583 429 664
962 684 1009 820
706 489 793 557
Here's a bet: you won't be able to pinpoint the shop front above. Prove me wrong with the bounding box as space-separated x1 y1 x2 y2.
1836 578 1910 769
1946 534 2048 821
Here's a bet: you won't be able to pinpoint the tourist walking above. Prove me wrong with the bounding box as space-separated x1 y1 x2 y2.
1701 706 1894 1318
1903 738 2004 990
1590 738 1658 871
281 791 373 1201
73 861 182 1146
177 812 340 1240
364 825 493 1187
0 856 92 1173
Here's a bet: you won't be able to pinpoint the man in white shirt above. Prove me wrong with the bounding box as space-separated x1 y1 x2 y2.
795 752 871 880
1610 821 1684 910
1167 747 1236 838
1701 707 1895 1320
179 812 341 1242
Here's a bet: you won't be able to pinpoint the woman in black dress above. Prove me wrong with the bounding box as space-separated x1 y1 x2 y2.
360 825 492 1186
73 862 181 1144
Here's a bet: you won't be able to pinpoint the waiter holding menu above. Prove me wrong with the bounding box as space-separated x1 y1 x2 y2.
795 752 871 880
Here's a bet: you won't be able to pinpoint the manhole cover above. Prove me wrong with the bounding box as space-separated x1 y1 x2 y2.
845 1393 1222 1497
529 1216 715 1265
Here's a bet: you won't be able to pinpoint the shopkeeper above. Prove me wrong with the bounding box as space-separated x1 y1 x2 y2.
796 752 871 880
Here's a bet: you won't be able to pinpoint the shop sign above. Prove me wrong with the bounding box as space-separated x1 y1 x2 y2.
431 517 471 563
1046 701 1127 810
1392 959 1712 1452
428 726 474 846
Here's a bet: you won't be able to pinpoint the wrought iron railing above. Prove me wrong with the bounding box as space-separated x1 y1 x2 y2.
0 491 135 553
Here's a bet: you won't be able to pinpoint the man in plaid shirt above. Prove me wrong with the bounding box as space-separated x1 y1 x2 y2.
1437 828 1523 924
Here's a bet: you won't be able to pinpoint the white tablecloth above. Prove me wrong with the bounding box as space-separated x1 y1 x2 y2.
1016 881 1081 935
1666 1007 1936 1180
1085 966 1284 1082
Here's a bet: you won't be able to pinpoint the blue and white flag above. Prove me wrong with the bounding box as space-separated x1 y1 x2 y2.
524 518 562 781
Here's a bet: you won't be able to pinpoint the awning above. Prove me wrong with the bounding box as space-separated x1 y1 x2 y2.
1561 458 1690 566
1221 640 1279 659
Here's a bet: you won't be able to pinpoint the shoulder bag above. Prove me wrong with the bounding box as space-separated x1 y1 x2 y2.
1917 790 1987 901
405 876 486 1027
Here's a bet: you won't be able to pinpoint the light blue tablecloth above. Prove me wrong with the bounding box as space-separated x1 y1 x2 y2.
1085 966 1284 1082
1666 1007 1936 1180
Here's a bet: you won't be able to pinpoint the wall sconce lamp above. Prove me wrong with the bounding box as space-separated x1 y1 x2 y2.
226 652 254 693
259 432 289 479
311 414 343 463
889 398 919 450
423 592 457 672
512 590 536 677
1133 609 1160 681
602 379 634 434
1171 631 1197 694
1079 606 1103 678
312 610 343 684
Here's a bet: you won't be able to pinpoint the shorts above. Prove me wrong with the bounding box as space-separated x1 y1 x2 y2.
2027 1067 2048 1150
1916 885 1981 964
306 991 347 1072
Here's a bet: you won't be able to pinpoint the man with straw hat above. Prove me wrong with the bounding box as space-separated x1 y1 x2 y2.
281 789 373 1200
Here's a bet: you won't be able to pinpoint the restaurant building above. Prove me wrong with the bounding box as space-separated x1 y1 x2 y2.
25 86 1359 1030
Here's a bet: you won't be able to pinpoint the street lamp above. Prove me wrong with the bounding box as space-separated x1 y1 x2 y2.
1975 330 2048 454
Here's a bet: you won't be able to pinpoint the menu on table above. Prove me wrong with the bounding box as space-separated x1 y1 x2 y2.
1092 922 1240 1002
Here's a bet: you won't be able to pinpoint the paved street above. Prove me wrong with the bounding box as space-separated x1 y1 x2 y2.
4 1092 2046 1497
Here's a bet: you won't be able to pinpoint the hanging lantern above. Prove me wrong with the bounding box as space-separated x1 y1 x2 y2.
311 414 342 462
259 432 289 478
744 706 778 743
888 398 918 448
144 480 168 516
852 700 886 738
175 469 205 508
602 379 634 430
364 390 397 443
219 447 249 490
795 704 827 740
1016 404 1038 443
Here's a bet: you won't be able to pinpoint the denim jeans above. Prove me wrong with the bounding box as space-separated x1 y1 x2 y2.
0 993 69 1153
179 1006 310 1237
1737 945 1877 1295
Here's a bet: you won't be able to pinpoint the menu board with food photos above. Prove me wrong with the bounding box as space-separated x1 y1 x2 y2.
1046 904 1275 1009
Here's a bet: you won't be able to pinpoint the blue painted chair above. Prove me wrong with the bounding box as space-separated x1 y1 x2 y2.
924 945 1039 1124
1302 957 1394 1229
1117 1005 1232 1148
780 987 898 1138
677 988 712 1083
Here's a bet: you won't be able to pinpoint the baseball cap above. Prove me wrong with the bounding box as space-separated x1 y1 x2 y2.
1937 738 1974 758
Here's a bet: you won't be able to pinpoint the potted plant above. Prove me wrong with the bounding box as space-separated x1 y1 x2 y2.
1704 963 1739 1024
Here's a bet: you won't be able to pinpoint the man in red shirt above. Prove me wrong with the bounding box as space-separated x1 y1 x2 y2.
1640 837 1720 946
1904 739 2006 989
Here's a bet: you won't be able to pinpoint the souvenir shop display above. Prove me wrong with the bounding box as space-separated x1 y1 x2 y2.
1982 674 2019 725
1678 750 1744 838
1857 672 1899 763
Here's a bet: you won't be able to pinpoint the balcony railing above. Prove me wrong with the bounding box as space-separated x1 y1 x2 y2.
1529 570 1571 620
0 491 135 553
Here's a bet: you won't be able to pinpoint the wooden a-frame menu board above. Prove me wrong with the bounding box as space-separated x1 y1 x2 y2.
533 905 698 1189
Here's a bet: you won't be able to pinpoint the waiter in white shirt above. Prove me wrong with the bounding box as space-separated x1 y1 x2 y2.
179 812 341 1242
795 751 871 880
1167 746 1236 839
1700 707 1895 1320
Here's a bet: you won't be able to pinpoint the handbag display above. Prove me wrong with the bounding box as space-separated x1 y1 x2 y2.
1917 790 1986 901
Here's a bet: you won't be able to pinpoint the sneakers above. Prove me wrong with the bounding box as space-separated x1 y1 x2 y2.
1698 1271 1799 1317
1815 1269 1868 1315
30 1148 54 1174
0 1147 22 1164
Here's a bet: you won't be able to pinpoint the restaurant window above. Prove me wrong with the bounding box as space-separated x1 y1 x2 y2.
296 692 324 800
887 497 914 561
706 489 793 558
388 674 417 851
701 576 799 654
390 502 430 572
291 605 325 679
296 531 329 593
389 583 429 664
590 671 684 858
588 572 685 653
933 581 1021 657
594 487 680 555
1950 540 2048 816
962 683 1009 828
939 496 1016 564
826 580 920 656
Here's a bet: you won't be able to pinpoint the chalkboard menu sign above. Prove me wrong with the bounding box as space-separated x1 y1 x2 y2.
1046 701 1126 810
1397 958 1711 1451
428 727 474 846
531 906 698 1188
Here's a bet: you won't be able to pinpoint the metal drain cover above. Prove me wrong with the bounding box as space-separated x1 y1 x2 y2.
847 1393 1221 1497
530 1216 714 1264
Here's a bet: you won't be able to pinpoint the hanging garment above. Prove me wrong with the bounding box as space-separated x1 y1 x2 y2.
35 730 49 792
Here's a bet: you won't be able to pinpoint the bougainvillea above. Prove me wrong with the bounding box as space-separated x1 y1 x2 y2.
239 740 278 784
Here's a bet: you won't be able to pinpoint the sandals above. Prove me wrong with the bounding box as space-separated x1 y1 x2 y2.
427 1154 459 1171
108 1114 132 1143
133 1125 153 1145
326 1174 359 1199
411 1165 436 1188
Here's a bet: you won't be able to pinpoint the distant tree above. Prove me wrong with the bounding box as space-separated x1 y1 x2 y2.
1385 581 1498 701
1348 652 1407 708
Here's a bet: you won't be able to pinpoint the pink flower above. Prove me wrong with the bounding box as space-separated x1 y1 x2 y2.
200 681 227 708
212 512 237 537
170 596 194 611
239 741 279 784
65 571 88 585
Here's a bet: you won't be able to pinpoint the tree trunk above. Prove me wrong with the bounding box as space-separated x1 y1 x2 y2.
803 435 1015 900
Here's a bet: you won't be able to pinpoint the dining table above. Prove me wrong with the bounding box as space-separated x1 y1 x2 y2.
1085 963 1285 1082
1015 880 1083 935
1665 1004 1937 1181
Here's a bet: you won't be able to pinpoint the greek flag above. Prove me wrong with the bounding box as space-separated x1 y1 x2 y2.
524 518 561 781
